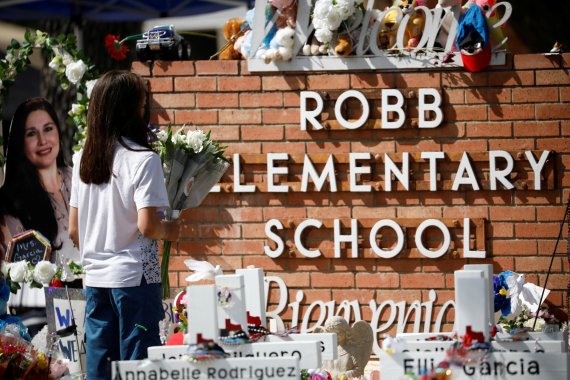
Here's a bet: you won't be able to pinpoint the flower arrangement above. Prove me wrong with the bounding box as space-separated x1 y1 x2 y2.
0 29 99 166
151 125 229 298
311 0 364 45
300 368 332 380
1 260 83 294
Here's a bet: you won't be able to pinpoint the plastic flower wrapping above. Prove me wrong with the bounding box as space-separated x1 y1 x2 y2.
152 125 229 298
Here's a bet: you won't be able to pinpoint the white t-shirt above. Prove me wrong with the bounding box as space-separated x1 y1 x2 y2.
70 139 169 288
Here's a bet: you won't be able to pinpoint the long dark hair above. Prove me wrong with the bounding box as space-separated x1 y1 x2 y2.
81 70 151 184
1 98 66 245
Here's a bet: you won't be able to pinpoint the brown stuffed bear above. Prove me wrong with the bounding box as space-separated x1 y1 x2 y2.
334 34 353 57
220 17 245 60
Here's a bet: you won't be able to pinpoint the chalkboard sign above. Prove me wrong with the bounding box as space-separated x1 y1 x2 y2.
5 230 51 265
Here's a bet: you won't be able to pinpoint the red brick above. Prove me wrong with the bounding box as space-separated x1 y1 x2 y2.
198 224 240 239
262 109 300 124
513 121 559 137
442 206 488 219
308 141 352 153
148 77 173 92
466 88 511 104
538 240 568 256
154 61 195 76
560 88 570 102
512 87 559 103
536 70 570 85
306 207 351 219
195 60 238 75
131 61 151 76
400 273 445 289
262 76 306 91
219 76 261 91
491 240 537 255
490 104 534 121
283 92 301 107
488 222 513 238
243 256 286 271
352 207 397 219
355 273 399 288
271 272 310 287
515 257 563 273
175 109 217 125
287 258 332 271
222 239 265 254
442 72 488 88
150 109 174 125
176 241 222 255
396 73 441 88
489 206 535 221
440 139 487 152
219 109 262 124
311 272 354 288
487 71 535 86
464 122 512 137
307 74 350 90
536 206 569 221
488 138 534 150
513 54 567 69
240 93 282 108
242 223 268 239
241 125 284 141
351 73 396 89
536 104 570 120
175 77 216 92
332 289 376 303
152 93 195 108
537 138 570 152
515 223 561 238
443 105 487 121
196 93 238 108
375 290 422 303
442 89 465 105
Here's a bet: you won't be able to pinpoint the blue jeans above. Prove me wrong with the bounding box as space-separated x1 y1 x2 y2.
85 277 164 380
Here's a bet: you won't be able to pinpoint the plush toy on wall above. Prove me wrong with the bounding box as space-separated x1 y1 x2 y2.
398 0 425 49
334 34 353 57
220 17 246 60
270 0 297 29
435 0 464 50
474 0 507 50
302 33 328 55
263 25 296 63
456 4 491 72
378 5 400 50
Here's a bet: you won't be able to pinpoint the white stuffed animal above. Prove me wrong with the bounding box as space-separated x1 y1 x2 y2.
263 26 296 63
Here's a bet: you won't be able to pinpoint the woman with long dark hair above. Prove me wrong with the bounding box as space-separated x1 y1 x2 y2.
69 70 180 380
0 98 79 335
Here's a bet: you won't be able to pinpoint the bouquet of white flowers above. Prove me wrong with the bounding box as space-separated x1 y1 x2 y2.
311 0 364 44
152 125 229 298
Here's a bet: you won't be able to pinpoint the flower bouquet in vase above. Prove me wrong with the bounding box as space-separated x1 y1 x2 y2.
153 126 229 298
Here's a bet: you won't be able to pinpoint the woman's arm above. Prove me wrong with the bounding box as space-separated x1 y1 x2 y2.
137 207 180 242
69 206 79 249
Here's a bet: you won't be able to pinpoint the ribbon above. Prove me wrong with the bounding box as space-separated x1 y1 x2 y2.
184 259 223 282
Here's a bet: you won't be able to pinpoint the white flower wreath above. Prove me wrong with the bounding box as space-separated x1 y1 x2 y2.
0 30 98 172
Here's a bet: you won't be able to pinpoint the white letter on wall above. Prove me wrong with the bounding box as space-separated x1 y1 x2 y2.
370 219 405 258
381 89 405 129
463 218 486 259
422 151 445 191
418 88 443 129
415 219 450 259
334 219 359 258
334 90 370 130
264 219 284 258
301 154 337 192
295 219 323 258
349 152 372 192
452 152 480 191
489 150 514 190
300 91 324 130
233 153 255 192
267 153 289 193
525 150 550 191
385 153 409 191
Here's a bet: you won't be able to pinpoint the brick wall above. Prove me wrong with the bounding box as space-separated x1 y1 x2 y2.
132 54 570 334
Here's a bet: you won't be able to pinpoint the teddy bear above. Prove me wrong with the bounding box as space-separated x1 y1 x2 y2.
377 5 400 50
302 33 328 55
397 0 425 49
334 34 353 57
219 17 245 60
263 25 296 63
270 0 297 29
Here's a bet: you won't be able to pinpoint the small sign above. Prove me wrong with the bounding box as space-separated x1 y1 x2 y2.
148 340 322 369
380 351 570 379
395 340 565 354
112 357 299 380
266 333 337 361
5 229 51 265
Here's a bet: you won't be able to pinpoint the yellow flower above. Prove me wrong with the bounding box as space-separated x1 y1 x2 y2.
37 352 48 370
499 287 507 296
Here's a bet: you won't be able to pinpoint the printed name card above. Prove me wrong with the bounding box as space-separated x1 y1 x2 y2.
112 357 299 380
186 284 219 344
396 340 565 354
148 340 322 369
266 333 338 361
379 351 570 379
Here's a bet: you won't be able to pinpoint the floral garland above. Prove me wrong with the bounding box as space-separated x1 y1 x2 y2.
0 29 99 167
1 259 83 294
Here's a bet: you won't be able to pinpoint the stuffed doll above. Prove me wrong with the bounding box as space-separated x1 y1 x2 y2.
0 276 31 341
334 34 353 57
239 7 277 59
270 0 297 28
377 5 400 50
219 18 245 60
302 33 328 55
474 0 507 50
397 0 425 48
263 25 296 63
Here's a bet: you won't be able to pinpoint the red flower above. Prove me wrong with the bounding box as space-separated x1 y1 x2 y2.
105 34 129 61
50 278 64 288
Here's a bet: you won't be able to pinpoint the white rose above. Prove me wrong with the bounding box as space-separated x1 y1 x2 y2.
314 0 333 20
173 129 186 145
70 103 85 116
326 9 343 30
9 261 29 283
65 59 88 84
186 130 206 153
62 52 73 66
156 130 168 143
315 28 333 44
33 261 57 284
86 79 97 99
34 30 47 47
1 261 9 277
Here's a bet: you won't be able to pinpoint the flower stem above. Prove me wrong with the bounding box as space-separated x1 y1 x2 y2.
161 240 172 299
